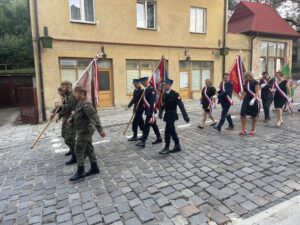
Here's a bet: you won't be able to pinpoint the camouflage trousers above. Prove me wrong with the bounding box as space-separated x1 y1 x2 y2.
62 118 76 153
75 140 97 167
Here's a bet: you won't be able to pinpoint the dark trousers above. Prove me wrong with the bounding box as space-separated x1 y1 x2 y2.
165 119 179 147
262 98 273 120
132 111 144 137
142 115 161 142
217 105 234 129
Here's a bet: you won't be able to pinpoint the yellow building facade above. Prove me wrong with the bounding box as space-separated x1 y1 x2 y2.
29 0 253 114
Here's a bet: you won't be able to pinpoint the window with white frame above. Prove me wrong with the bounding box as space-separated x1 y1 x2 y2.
190 7 206 33
69 0 95 23
137 1 156 29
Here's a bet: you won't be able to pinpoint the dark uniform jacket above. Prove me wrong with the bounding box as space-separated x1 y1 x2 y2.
218 81 233 106
143 85 156 116
73 100 103 141
128 87 144 113
59 91 77 120
160 90 189 122
259 77 275 100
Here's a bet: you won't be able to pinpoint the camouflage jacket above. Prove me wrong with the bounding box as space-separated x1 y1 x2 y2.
59 91 77 119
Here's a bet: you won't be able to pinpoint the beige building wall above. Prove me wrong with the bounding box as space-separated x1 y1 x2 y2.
29 0 227 110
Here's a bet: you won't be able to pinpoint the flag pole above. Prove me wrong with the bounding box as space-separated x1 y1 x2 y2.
123 56 164 136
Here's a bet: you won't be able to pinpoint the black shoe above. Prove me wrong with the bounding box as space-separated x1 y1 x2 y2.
136 141 145 148
159 146 170 155
85 162 100 177
137 136 143 141
198 125 204 129
169 145 181 153
65 150 72 156
152 138 162 145
226 126 234 130
65 155 77 165
210 122 217 126
128 136 138 141
69 166 85 181
213 126 221 132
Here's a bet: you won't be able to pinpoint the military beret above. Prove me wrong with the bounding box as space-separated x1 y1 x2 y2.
140 77 149 83
61 80 73 86
74 85 87 95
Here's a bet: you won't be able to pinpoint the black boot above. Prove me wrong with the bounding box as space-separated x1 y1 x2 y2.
159 146 170 155
128 136 138 141
65 149 72 156
152 137 162 145
169 145 181 153
65 154 77 165
69 166 85 181
85 162 100 177
136 141 145 148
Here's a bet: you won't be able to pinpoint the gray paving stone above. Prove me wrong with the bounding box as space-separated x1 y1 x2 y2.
103 212 121 224
133 205 154 223
188 213 208 225
125 217 142 225
87 214 103 225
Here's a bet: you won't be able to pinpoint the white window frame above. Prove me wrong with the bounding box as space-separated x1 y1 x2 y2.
69 0 96 24
136 0 157 30
190 7 207 34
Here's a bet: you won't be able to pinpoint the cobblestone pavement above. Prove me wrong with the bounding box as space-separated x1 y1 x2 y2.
0 99 300 225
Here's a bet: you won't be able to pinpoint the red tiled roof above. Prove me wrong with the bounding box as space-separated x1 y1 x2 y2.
228 1 300 38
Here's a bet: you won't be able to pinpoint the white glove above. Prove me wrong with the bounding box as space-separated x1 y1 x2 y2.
271 88 276 93
260 84 267 88
288 97 292 103
249 98 256 106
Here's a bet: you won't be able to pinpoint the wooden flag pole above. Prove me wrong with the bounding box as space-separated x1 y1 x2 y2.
30 104 60 149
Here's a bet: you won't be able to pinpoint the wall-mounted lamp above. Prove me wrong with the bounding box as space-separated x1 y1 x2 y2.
100 46 107 59
185 49 191 61
40 26 53 48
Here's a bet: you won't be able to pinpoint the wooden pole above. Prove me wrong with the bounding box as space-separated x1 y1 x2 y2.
30 105 60 149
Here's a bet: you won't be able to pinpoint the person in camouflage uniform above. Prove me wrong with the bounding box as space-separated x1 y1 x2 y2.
59 81 77 165
68 86 106 181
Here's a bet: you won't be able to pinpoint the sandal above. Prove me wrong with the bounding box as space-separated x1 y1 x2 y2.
198 125 204 129
249 129 256 136
239 129 247 136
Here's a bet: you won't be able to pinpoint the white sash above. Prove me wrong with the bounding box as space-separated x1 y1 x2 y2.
274 80 292 114
222 82 233 105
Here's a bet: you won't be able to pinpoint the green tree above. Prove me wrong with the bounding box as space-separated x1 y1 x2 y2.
0 0 34 69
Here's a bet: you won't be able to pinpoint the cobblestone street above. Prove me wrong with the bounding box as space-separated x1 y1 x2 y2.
0 100 300 225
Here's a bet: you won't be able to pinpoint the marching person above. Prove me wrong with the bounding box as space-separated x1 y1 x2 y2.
127 79 145 141
213 73 234 132
158 79 190 155
50 86 65 121
259 71 275 122
199 79 217 129
273 71 291 127
59 81 77 165
68 86 106 181
136 77 162 148
239 72 260 136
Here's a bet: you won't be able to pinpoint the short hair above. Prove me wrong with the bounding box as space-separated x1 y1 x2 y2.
245 71 253 78
223 73 229 77
205 79 212 86
262 71 269 76
276 71 284 77
61 80 73 86
57 86 63 91
74 86 87 96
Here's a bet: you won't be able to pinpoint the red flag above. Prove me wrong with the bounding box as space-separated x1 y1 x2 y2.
229 55 244 94
73 58 99 106
150 58 166 109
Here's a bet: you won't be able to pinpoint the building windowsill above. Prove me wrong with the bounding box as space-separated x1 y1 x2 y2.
190 32 207 35
70 20 97 25
137 26 158 31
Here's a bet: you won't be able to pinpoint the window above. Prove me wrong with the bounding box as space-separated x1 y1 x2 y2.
137 1 156 29
190 7 206 33
179 61 213 91
60 58 91 83
69 0 95 23
126 60 167 93
259 41 286 76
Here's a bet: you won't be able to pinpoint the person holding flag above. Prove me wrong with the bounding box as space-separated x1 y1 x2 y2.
259 71 275 122
158 78 189 155
127 78 145 141
136 77 162 148
199 79 217 129
239 72 260 136
273 71 292 127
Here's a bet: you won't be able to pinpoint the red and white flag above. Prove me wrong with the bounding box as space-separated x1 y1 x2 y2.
229 55 245 94
73 58 99 107
150 58 167 110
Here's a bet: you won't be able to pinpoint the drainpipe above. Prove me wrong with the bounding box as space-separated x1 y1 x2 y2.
250 33 258 71
222 0 228 75
33 0 47 121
